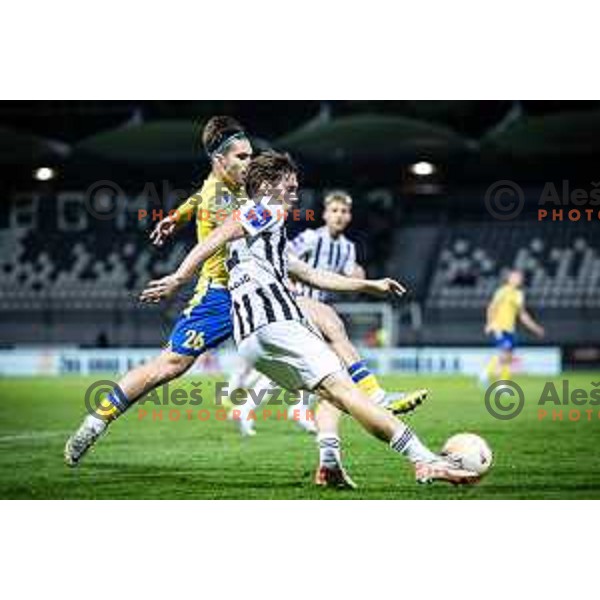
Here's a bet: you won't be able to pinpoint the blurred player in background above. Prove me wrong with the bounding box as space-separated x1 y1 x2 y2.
479 269 545 385
291 190 364 292
65 116 252 465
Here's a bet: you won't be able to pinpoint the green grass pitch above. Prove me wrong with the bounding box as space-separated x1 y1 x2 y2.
1 373 599 499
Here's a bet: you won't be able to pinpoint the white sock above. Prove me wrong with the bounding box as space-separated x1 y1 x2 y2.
371 389 386 405
236 390 258 420
228 370 246 394
317 434 341 468
390 426 437 464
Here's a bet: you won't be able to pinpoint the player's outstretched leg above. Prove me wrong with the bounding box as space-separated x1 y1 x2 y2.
64 351 195 466
384 389 429 415
348 361 429 415
298 297 428 415
315 372 480 485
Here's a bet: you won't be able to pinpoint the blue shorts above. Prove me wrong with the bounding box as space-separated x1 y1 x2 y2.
167 284 233 357
492 331 516 351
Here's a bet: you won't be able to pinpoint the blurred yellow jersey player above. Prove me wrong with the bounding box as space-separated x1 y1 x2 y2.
480 269 544 385
488 280 524 335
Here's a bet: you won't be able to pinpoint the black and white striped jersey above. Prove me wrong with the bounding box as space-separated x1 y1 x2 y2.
227 199 306 343
289 226 357 301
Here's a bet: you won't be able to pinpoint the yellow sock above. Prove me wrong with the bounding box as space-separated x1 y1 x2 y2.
485 356 499 378
349 360 386 403
94 393 126 422
356 374 386 401
500 363 511 381
95 397 120 421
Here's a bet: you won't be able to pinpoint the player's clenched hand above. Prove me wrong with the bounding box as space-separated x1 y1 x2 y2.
139 274 184 303
149 215 177 247
364 278 407 297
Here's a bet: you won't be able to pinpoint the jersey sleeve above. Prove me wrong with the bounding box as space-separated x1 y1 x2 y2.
341 242 357 276
238 200 283 237
491 287 506 305
515 290 525 310
289 229 317 259
173 191 202 224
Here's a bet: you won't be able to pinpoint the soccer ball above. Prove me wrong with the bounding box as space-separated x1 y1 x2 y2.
442 433 493 476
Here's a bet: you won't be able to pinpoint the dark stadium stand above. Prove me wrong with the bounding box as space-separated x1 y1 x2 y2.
0 217 190 309
384 218 600 345
427 221 600 310
2 208 599 346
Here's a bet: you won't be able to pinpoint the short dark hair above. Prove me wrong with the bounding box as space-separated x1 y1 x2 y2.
195 115 245 157
245 151 299 197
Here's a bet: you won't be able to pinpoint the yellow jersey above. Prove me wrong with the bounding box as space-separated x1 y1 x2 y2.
489 283 524 333
175 172 246 289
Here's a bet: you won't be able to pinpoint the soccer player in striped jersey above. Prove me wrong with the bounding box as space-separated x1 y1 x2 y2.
141 151 479 487
291 190 363 300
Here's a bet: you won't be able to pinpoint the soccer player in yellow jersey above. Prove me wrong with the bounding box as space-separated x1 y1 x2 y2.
480 269 544 385
64 116 252 465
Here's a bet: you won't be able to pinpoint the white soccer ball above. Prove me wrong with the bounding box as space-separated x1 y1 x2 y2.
442 433 493 476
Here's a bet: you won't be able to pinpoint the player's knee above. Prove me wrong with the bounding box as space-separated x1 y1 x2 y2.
316 371 355 410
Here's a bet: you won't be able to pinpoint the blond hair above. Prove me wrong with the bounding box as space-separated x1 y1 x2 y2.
324 190 352 208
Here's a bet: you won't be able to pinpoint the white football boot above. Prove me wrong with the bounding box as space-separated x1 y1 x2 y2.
64 416 107 466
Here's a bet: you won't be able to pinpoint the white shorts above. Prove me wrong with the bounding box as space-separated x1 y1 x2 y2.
237 320 344 392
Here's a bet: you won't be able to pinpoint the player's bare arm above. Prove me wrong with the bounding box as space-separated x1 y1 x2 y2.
484 298 498 334
288 255 406 298
519 308 545 338
140 216 244 302
149 192 203 247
